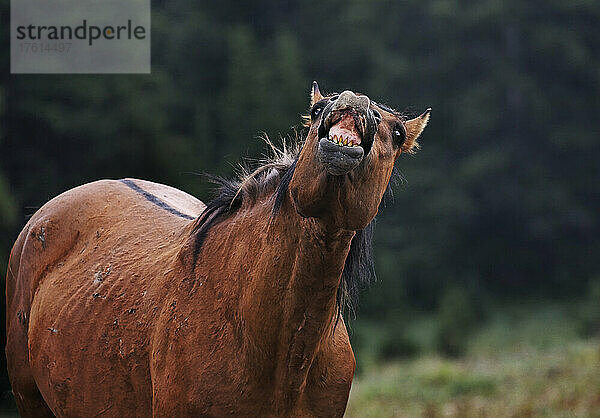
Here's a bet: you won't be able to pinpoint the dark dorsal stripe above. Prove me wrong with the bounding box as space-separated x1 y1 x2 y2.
119 179 195 221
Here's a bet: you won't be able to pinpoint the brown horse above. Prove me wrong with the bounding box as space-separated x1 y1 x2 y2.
5 82 429 417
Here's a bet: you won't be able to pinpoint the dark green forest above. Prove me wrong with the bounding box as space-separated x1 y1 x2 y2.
1 0 599 411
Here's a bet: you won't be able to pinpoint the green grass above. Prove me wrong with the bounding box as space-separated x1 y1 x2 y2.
346 339 600 417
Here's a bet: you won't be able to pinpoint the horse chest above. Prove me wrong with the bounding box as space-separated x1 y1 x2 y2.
149 317 354 417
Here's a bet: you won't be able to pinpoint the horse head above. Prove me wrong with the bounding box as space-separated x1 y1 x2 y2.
290 81 431 230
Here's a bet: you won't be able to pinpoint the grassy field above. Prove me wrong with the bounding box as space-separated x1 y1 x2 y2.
346 339 600 417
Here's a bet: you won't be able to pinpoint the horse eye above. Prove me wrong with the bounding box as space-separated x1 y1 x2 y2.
311 104 324 119
393 123 406 145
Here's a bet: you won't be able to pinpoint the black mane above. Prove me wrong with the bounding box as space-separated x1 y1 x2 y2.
191 139 395 317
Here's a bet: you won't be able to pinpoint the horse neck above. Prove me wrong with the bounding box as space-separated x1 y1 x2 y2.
278 218 354 403
182 193 355 407
235 198 355 407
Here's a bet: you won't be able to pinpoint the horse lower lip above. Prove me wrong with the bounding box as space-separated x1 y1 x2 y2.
317 138 364 176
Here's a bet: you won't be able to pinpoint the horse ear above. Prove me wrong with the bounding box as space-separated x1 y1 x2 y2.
402 108 431 153
310 81 323 106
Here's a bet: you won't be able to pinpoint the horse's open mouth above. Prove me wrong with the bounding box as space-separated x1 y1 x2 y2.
317 109 369 176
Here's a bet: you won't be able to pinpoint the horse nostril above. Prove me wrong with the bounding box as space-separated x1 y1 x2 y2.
372 109 381 123
357 95 370 111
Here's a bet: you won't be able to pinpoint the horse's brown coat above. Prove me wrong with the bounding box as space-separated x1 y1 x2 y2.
6 85 429 417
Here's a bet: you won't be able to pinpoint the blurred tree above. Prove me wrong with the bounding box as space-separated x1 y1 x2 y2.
436 286 483 356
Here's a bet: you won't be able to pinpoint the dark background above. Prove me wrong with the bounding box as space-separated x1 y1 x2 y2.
1 0 599 413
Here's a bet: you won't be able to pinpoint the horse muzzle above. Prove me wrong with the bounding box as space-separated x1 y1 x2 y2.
317 90 378 176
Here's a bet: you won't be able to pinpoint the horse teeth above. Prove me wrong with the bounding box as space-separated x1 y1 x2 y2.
329 134 356 146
